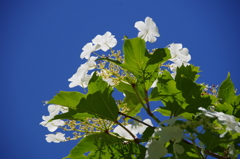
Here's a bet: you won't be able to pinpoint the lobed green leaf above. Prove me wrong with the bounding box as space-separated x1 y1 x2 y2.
64 133 146 159
48 91 85 110
77 89 118 121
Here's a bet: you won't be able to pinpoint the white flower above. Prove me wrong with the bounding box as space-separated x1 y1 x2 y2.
113 119 153 139
113 125 138 140
103 78 115 86
138 119 153 134
81 56 98 70
92 31 117 51
134 17 160 43
40 104 68 132
68 57 97 88
80 42 100 59
169 58 190 78
168 43 191 63
198 107 240 137
47 104 68 117
40 117 65 132
45 132 66 143
68 71 93 88
40 115 52 127
150 79 158 88
150 72 162 88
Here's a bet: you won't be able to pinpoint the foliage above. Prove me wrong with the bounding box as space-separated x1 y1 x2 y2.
40 17 240 159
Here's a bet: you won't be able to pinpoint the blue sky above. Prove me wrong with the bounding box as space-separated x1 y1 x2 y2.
1 1 240 158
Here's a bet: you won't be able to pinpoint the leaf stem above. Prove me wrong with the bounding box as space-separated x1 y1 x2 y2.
132 84 162 124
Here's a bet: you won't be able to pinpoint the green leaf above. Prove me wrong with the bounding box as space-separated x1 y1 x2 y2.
175 65 212 113
99 39 171 94
52 108 95 121
64 133 146 159
164 101 186 117
234 109 240 118
143 48 171 89
215 102 233 115
233 136 240 151
146 48 171 66
98 39 171 84
175 64 201 82
123 37 149 77
150 69 176 101
177 78 212 113
48 91 85 110
152 70 186 116
151 65 212 116
115 80 134 94
233 95 240 108
155 107 172 116
98 38 148 78
97 57 140 79
77 89 118 121
65 73 118 121
218 73 240 117
88 72 109 94
149 87 160 101
141 127 155 140
218 72 236 105
122 90 143 119
197 130 232 151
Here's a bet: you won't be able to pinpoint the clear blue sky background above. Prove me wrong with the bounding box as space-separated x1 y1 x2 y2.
1 1 240 159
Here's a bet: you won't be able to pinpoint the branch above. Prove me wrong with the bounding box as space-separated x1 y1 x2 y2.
131 84 162 124
145 90 150 110
182 139 231 159
118 112 155 129
115 121 136 140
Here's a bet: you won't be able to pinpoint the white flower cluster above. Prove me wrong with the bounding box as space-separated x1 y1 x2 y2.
134 17 192 81
134 17 191 79
40 104 68 143
68 17 165 89
168 43 191 78
199 107 240 137
68 32 117 88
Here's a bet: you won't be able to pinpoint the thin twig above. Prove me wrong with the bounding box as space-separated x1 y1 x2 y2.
118 112 155 129
116 121 136 140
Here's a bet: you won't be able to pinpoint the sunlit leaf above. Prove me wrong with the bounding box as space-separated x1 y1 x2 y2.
52 108 95 121
48 91 85 110
77 89 118 121
64 133 146 159
218 73 236 105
